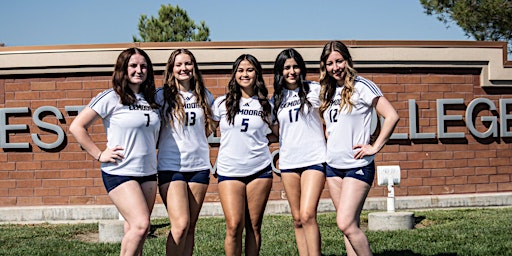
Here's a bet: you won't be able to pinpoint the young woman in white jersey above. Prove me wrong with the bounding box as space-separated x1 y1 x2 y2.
156 49 214 256
212 54 274 256
70 48 160 256
319 41 399 256
270 48 326 256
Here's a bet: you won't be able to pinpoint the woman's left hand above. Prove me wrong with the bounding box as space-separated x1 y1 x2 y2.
353 144 378 159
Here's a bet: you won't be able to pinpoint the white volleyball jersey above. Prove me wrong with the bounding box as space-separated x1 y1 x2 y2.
323 76 383 169
156 88 214 172
275 81 326 169
89 89 160 176
212 95 272 177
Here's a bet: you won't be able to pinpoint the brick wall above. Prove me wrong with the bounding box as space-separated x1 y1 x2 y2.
1 68 511 207
1 41 511 207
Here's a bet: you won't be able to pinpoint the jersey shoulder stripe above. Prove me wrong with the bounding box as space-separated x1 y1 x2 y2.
89 89 115 107
355 76 382 96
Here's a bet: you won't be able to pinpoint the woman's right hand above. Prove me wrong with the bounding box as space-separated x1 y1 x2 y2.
99 145 125 163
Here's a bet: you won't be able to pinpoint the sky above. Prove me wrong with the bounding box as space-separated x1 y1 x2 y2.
0 0 470 47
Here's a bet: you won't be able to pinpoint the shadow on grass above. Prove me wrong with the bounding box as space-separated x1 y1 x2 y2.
323 251 457 256
148 222 170 239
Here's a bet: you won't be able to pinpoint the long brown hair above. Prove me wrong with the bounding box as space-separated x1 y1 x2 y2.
319 41 358 117
161 49 214 134
223 54 271 126
112 47 157 108
272 48 312 124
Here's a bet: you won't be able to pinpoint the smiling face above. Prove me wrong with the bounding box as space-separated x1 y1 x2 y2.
282 58 301 89
325 51 346 85
173 53 194 89
127 53 148 88
236 60 256 97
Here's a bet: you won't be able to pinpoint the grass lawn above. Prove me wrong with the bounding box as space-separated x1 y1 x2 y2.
1 207 511 255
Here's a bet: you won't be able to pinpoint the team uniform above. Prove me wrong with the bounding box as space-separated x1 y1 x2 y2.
156 88 214 175
212 95 272 178
323 76 382 183
89 89 160 177
274 81 326 171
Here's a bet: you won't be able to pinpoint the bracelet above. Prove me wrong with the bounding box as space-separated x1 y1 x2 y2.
97 151 102 162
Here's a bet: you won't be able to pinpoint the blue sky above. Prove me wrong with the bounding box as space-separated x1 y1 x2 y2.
1 0 469 46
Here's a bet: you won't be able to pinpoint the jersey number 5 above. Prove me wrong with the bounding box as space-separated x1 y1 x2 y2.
241 118 249 132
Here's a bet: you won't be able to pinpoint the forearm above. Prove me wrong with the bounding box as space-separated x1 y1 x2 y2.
372 115 399 152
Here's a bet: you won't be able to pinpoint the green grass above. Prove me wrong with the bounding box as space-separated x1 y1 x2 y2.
1 207 511 255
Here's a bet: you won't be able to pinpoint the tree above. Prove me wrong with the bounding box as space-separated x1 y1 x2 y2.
133 4 210 42
420 0 512 54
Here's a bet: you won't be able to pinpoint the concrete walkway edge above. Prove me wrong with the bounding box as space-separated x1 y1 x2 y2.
1 192 511 224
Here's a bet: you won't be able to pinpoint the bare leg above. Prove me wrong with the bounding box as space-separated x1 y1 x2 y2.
244 178 272 256
183 182 208 256
281 172 308 255
219 180 246 256
299 170 325 256
109 180 157 256
159 180 189 256
329 177 372 256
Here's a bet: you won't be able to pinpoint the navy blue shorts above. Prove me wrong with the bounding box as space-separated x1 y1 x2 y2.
101 171 157 193
157 169 210 186
280 163 326 174
217 165 273 184
325 162 375 186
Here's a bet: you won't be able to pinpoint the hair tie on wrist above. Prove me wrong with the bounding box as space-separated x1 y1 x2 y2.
97 151 103 162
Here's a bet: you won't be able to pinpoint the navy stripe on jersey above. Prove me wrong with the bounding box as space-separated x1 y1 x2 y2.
355 76 382 96
89 89 115 108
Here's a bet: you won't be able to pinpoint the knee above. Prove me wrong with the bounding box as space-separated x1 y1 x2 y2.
171 218 190 237
336 219 357 236
299 210 316 225
292 217 303 229
128 218 151 237
225 220 243 237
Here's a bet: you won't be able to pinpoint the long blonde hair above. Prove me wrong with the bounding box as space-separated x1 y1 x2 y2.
319 41 358 117
161 49 214 134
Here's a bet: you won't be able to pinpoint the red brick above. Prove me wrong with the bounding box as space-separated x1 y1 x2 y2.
475 167 496 175
32 81 56 91
497 182 512 191
10 171 34 179
16 179 42 188
407 186 431 195
0 197 16 206
56 81 83 90
60 187 86 196
431 185 454 194
0 180 16 188
34 188 60 196
16 162 42 170
42 179 68 187
9 188 34 196
69 196 96 205
68 178 94 187
454 184 476 193
17 196 43 206
446 176 467 185
6 82 31 91
43 197 69 205
489 174 510 183
423 177 445 186
468 175 489 184
476 183 497 193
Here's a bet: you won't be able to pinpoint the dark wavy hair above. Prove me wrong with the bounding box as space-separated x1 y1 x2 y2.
223 54 271 126
112 47 157 108
161 49 214 134
319 41 358 117
272 48 312 124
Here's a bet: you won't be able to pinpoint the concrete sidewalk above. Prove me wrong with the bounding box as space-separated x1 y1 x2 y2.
1 192 511 224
